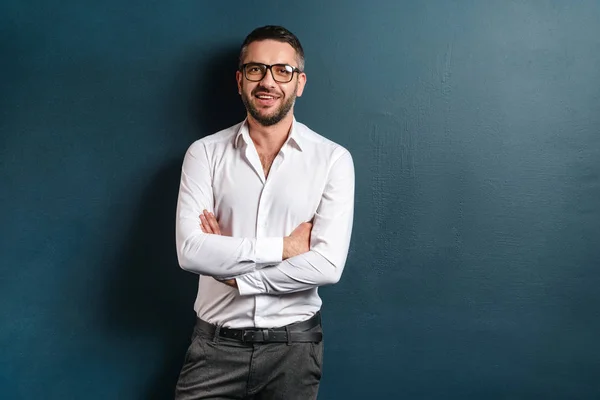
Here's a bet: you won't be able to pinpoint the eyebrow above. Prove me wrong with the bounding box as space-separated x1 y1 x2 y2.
245 61 294 65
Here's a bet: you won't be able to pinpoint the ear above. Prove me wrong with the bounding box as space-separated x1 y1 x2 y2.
236 70 243 94
296 72 307 97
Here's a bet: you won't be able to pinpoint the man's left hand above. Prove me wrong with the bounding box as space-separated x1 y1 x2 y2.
200 209 221 235
220 279 238 288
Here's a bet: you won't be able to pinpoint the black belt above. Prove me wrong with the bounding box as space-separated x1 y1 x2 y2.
195 312 322 343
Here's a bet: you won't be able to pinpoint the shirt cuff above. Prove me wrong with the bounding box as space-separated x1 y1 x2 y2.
236 271 266 295
254 237 283 264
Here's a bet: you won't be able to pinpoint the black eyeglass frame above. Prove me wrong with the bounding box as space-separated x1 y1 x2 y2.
240 62 303 83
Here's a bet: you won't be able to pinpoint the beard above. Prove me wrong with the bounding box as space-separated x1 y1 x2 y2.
241 83 297 127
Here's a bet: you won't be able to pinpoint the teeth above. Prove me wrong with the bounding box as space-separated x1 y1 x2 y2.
258 95 274 99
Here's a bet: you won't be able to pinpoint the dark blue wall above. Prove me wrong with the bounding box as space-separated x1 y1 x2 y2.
2 1 600 399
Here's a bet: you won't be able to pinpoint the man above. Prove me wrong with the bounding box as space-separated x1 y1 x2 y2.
174 25 355 399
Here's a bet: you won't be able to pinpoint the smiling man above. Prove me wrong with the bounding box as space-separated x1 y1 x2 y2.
174 25 355 400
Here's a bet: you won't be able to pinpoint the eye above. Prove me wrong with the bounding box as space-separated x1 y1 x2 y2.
275 65 292 75
245 64 265 75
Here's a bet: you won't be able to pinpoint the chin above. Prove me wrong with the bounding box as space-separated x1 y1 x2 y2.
260 110 278 118
253 109 277 119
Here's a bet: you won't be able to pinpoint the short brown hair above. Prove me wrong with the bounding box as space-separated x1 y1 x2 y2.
239 25 305 71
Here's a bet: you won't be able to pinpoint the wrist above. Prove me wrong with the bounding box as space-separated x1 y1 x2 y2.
282 236 290 260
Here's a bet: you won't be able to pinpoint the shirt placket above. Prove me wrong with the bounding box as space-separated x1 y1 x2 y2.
253 150 285 327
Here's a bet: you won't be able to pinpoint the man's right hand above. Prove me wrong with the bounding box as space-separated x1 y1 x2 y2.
282 222 312 260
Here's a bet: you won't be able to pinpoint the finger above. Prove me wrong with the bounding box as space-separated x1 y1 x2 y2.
200 214 213 234
200 210 220 234
202 210 213 228
205 211 221 235
209 212 221 235
199 215 208 233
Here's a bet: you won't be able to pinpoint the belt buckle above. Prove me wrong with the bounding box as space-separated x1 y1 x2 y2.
242 329 253 342
262 329 270 341
242 328 273 342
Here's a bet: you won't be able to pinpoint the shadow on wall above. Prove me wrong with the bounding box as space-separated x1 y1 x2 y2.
188 45 247 136
104 45 245 400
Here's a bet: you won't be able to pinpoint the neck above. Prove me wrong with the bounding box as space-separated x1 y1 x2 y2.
247 112 294 153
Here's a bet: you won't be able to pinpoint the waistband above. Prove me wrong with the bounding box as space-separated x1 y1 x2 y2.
194 312 322 344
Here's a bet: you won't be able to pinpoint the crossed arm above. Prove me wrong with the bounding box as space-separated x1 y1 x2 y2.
199 210 313 289
176 143 355 295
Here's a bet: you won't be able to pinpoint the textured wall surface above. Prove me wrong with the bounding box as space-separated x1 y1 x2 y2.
1 1 600 399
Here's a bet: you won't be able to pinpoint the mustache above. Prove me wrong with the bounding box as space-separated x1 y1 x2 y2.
251 86 282 96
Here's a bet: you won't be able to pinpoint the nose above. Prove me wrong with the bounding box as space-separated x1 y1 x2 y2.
259 66 277 87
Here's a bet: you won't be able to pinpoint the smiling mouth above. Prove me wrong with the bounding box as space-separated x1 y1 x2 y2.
255 94 278 100
253 93 281 109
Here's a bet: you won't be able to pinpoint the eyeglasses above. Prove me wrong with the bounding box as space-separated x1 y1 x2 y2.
240 63 302 83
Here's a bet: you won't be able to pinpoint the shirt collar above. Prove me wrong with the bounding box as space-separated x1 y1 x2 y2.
234 120 251 149
234 117 303 151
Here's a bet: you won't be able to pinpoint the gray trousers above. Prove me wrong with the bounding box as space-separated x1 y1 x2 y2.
174 319 324 399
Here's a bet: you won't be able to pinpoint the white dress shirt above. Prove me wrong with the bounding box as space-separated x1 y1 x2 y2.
175 118 354 328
